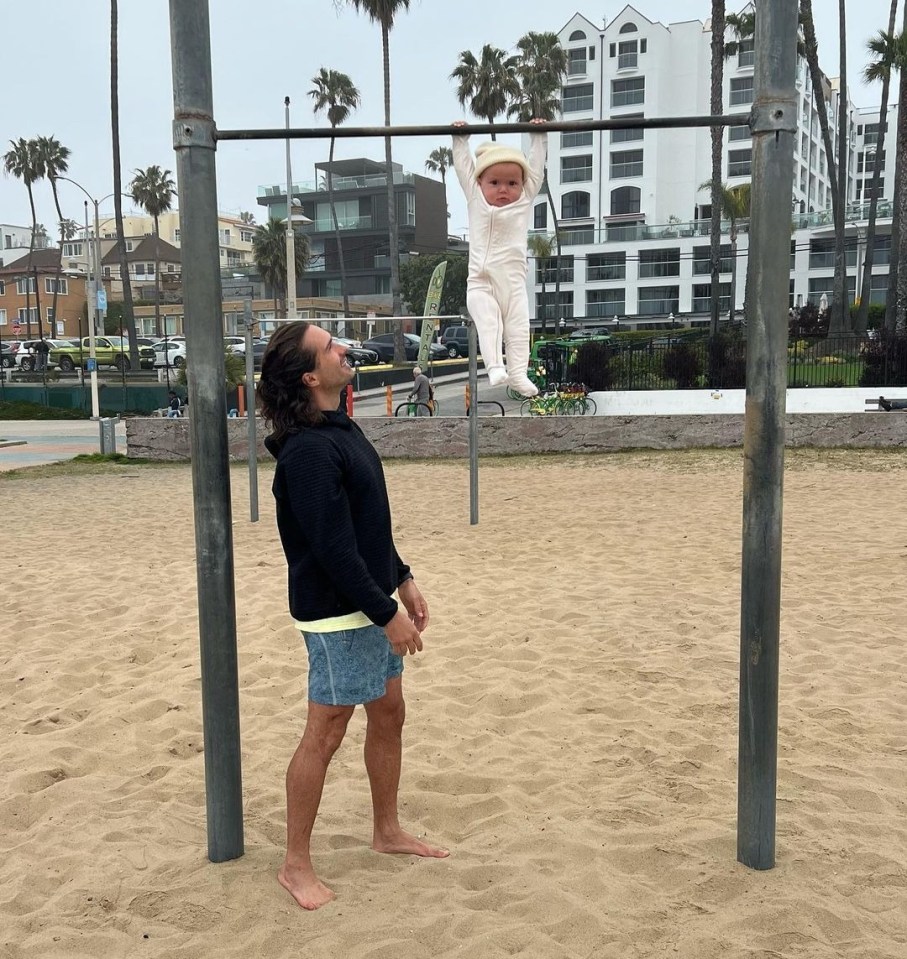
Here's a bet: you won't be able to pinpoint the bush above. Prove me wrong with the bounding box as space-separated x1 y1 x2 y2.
707 331 747 388
662 342 703 389
569 341 616 391
859 331 907 387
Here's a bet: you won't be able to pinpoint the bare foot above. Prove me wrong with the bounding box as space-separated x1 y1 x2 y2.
372 829 450 858
277 863 336 910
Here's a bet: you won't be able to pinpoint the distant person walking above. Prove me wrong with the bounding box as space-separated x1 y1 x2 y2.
256 322 448 911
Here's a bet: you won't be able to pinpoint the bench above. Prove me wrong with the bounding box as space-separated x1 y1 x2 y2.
865 396 907 411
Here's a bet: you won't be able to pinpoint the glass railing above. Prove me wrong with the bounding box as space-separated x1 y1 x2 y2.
313 216 373 231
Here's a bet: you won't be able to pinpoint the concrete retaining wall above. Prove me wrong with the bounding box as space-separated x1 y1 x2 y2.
126 412 906 462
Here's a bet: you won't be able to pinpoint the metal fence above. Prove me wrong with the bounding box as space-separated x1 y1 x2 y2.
534 333 907 392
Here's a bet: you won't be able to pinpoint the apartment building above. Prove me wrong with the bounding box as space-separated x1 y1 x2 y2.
529 6 894 329
0 249 89 339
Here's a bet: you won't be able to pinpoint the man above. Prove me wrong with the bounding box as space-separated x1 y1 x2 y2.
256 322 448 911
407 365 431 416
166 391 182 417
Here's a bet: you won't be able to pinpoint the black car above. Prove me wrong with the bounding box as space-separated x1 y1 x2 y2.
440 326 470 358
361 333 448 364
343 345 379 367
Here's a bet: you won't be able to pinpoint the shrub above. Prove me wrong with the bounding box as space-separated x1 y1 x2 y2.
859 331 907 387
662 342 703 388
569 341 617 391
707 331 747 388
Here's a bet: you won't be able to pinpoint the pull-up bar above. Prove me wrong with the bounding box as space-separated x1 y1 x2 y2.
215 115 745 142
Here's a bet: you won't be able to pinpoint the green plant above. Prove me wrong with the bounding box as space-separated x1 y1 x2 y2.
176 349 247 390
662 342 703 388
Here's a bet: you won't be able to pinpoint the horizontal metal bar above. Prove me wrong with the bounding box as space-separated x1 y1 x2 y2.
216 115 745 143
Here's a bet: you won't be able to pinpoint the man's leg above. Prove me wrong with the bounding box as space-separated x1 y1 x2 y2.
278 701 354 910
363 677 449 858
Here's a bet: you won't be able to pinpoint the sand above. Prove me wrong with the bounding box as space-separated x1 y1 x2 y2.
1 449 905 959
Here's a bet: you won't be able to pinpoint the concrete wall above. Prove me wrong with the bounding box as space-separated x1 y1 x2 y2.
126 412 907 462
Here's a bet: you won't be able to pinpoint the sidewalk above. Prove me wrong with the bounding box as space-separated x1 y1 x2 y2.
0 419 127 472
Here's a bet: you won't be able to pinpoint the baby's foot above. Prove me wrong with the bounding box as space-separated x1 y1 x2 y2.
507 374 538 397
486 366 508 387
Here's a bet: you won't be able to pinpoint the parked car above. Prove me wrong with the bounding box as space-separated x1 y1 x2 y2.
15 339 78 370
230 340 268 368
1 342 20 368
361 333 448 363
338 342 379 367
569 327 612 341
48 336 156 372
440 326 471 358
152 340 188 368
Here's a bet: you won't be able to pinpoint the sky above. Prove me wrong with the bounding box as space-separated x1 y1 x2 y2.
1 0 897 244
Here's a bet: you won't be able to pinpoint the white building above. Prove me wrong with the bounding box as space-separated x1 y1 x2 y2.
528 5 895 329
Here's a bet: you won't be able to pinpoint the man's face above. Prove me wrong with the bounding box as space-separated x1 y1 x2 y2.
304 326 354 390
478 162 525 207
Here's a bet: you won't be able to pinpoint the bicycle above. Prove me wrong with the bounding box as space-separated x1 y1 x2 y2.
519 390 561 416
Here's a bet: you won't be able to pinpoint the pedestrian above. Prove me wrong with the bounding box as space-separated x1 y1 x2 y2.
256 322 448 911
166 390 182 417
407 365 431 416
452 118 547 397
35 337 51 372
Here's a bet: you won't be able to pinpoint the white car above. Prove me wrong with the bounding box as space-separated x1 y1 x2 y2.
152 340 187 368
15 339 78 370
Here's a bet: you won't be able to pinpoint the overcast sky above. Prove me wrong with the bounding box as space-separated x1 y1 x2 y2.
2 1 897 243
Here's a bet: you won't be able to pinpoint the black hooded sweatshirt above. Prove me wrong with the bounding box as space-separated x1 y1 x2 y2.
264 410 411 627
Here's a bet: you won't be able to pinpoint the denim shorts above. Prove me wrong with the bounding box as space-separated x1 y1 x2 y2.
300 624 403 706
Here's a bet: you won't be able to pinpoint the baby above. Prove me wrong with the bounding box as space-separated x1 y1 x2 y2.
452 120 547 397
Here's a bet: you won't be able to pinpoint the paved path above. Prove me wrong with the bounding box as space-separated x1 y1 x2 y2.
0 420 128 472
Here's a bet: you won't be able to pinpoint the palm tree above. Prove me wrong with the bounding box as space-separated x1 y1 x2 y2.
239 210 256 225
450 45 520 141
857 4 901 335
832 0 849 335
800 0 848 335
341 0 411 362
252 218 310 316
34 135 72 338
309 67 361 318
110 0 139 366
527 233 556 334
701 181 751 323
3 138 42 337
425 146 454 223
129 165 176 341
709 2 727 336
890 6 907 332
510 31 568 327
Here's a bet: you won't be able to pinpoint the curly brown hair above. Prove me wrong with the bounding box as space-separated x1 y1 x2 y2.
256 321 323 442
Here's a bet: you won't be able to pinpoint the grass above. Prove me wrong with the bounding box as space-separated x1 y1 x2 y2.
0 399 90 421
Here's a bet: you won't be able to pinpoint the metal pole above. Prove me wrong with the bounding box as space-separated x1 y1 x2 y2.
284 96 297 320
169 0 243 863
467 321 478 525
244 298 259 523
84 201 100 420
737 0 797 871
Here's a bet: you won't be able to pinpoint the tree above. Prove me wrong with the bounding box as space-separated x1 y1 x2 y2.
399 253 468 318
527 233 556 334
110 0 139 366
709 2 727 336
309 67 361 317
2 138 42 337
239 210 256 225
700 181 751 323
34 135 72 339
889 6 907 332
800 1 848 334
857 3 901 334
252 218 310 316
832 0 849 335
450 45 520 141
129 165 176 342
340 0 411 361
510 31 568 329
424 146 453 185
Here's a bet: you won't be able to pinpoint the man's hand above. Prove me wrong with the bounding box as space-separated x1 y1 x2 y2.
398 578 429 632
385 609 424 656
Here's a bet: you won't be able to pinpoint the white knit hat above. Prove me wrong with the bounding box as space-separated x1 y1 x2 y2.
473 142 529 180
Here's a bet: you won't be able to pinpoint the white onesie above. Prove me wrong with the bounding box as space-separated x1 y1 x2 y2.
452 133 548 393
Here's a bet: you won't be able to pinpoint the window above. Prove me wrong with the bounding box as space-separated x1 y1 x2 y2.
173 229 181 243
858 151 885 174
809 237 858 269
862 122 881 146
730 76 754 106
559 227 595 246
561 131 593 149
568 48 587 75
611 114 643 143
738 40 755 68
587 252 626 281
729 124 751 142
612 77 645 108
618 40 638 70
534 204 548 230
16 277 37 295
45 277 68 295
619 22 638 33
587 288 625 317
610 186 641 216
692 283 731 313
46 308 55 322
240 229 254 243
562 83 594 113
610 149 643 178
0 281 5 295
639 248 680 278
536 291 573 318
535 256 574 284
561 155 593 183
873 233 892 266
0 309 6 325
561 191 591 219
17 307 38 324
63 242 83 257
728 149 752 177
125 240 134 252
568 29 586 41
220 229 232 244
692 244 733 275
638 286 679 315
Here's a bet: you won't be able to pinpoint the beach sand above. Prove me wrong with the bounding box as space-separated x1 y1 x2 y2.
1 449 905 958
